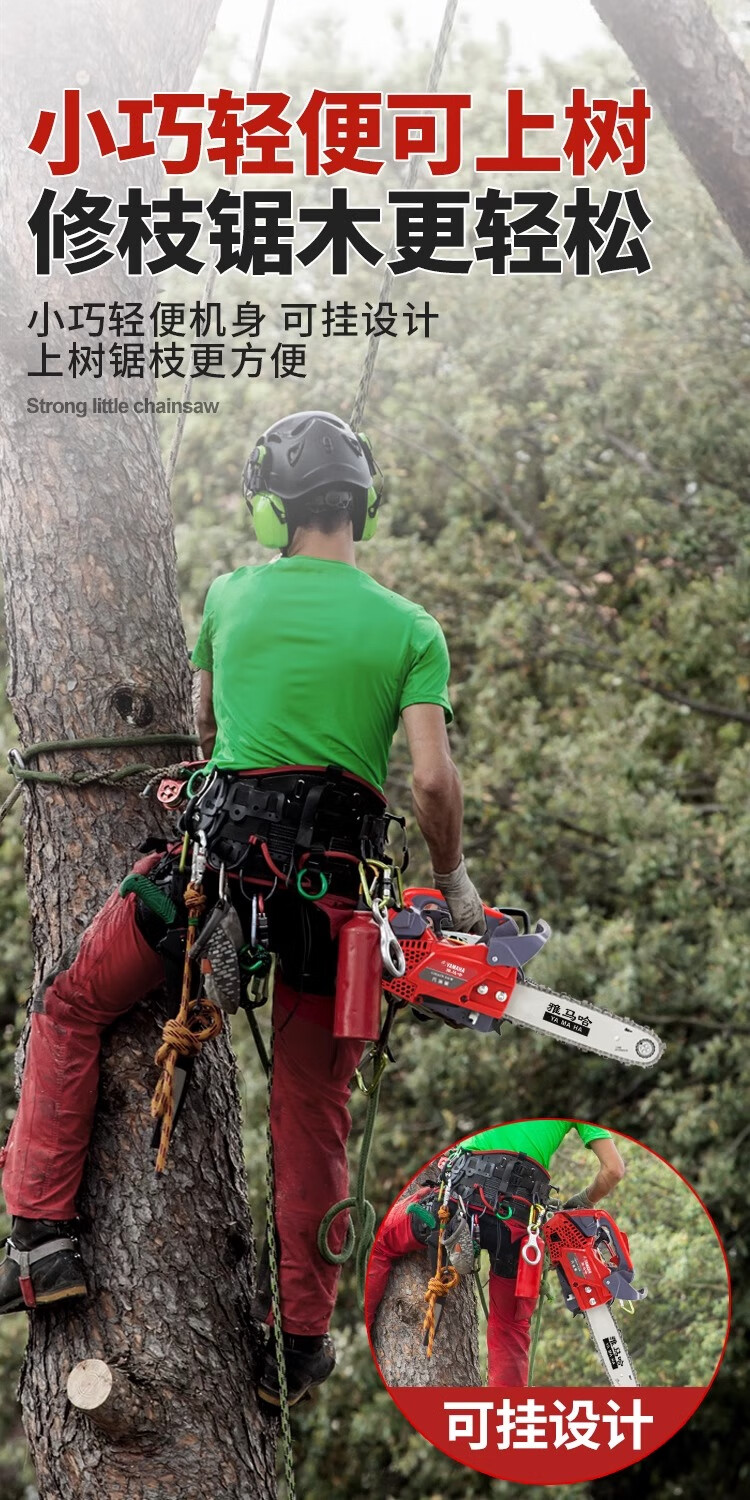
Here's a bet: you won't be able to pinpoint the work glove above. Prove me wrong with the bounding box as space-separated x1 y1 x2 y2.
432 857 486 935
563 1190 593 1210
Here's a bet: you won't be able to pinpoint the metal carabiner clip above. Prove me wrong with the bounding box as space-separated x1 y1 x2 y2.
372 899 406 978
521 1232 543 1266
191 829 208 887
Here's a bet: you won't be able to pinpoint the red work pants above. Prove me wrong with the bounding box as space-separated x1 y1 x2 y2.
487 1271 537 1385
366 1194 538 1383
1 856 362 1335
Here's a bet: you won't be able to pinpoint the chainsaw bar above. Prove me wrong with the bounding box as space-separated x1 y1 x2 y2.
584 1303 638 1387
503 979 664 1068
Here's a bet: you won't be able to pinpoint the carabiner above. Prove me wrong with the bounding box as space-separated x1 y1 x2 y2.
371 900 406 978
521 1230 543 1266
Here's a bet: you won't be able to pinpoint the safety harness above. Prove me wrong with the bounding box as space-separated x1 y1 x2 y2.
411 1150 554 1354
133 761 407 1163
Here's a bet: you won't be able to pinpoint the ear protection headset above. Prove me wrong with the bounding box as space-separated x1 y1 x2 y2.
242 430 384 549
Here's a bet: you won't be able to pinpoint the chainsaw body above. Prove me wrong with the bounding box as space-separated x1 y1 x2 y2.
545 1207 646 1316
386 888 547 1032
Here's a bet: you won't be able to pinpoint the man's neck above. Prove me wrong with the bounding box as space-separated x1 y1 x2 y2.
287 528 357 565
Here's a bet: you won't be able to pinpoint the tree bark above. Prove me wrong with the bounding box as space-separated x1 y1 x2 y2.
0 4 276 1496
590 0 750 260
371 1178 481 1387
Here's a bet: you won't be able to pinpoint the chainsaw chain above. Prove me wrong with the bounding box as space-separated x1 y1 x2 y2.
500 978 664 1068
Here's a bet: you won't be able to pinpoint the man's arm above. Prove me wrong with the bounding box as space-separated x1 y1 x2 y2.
565 1139 626 1209
401 703 484 932
196 669 217 759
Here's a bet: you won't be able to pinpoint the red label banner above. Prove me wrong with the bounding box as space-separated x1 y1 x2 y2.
390 1386 707 1482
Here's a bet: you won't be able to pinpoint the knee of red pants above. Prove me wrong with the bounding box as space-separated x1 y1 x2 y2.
1 859 166 1219
365 1193 426 1330
487 1272 536 1386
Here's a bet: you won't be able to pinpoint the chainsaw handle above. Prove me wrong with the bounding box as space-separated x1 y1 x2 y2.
486 919 552 971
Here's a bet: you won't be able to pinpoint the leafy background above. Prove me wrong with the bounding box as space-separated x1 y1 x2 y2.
1 7 749 1498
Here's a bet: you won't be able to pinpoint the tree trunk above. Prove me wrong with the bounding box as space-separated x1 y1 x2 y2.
590 0 750 260
372 1178 481 1387
0 4 276 1496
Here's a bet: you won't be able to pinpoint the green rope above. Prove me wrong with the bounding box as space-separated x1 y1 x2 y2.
0 733 199 825
474 1264 489 1322
119 873 177 925
8 733 198 785
527 1258 551 1387
316 1071 384 1307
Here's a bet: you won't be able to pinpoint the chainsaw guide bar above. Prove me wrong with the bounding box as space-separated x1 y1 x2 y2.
385 890 664 1069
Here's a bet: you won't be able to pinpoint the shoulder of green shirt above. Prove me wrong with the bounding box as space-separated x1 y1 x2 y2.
575 1123 612 1146
398 606 453 724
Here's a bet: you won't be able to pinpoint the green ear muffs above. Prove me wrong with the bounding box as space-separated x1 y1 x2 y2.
357 431 384 541
250 492 290 548
243 443 290 548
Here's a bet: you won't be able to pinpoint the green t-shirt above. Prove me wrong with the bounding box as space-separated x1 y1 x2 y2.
461 1120 612 1172
191 556 453 791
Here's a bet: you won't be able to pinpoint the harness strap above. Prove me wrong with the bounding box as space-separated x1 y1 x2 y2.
6 1237 78 1308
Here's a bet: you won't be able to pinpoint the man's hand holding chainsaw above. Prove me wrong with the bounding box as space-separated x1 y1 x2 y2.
403 704 485 933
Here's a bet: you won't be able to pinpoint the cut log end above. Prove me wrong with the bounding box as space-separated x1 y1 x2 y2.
67 1359 113 1412
67 1359 165 1441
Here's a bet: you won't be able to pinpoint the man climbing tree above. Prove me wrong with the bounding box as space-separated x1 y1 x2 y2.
368 1119 625 1385
0 411 487 1410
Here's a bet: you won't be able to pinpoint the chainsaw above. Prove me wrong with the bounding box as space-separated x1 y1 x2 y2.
385 889 664 1068
544 1206 646 1386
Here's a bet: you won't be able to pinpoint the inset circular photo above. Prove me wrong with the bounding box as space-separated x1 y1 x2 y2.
365 1118 730 1484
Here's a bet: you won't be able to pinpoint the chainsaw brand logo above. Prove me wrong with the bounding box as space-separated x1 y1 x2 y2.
542 1001 592 1035
569 1253 593 1277
603 1335 625 1370
421 965 465 990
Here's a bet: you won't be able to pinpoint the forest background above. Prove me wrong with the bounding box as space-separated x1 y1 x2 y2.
1 2 748 1496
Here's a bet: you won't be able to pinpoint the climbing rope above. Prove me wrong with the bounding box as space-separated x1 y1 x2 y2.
262 956 297 1500
164 0 460 485
0 733 198 823
150 881 222 1172
164 0 278 491
316 1058 386 1306
349 0 459 429
474 1263 489 1322
527 1256 552 1387
423 1202 460 1357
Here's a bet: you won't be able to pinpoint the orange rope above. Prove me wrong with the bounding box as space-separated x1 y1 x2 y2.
423 1203 460 1357
150 882 222 1173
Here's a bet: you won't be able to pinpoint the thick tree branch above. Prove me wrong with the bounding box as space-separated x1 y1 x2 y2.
591 0 750 259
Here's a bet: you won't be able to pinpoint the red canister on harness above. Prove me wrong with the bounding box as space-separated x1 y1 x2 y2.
334 908 383 1040
515 1231 544 1299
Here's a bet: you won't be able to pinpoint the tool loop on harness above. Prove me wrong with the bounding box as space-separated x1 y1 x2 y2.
150 882 222 1172
296 866 329 900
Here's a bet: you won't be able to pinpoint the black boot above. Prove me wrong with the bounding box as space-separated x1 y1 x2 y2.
257 1332 336 1408
0 1218 87 1315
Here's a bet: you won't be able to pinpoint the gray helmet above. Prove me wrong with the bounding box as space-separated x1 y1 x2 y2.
243 410 382 545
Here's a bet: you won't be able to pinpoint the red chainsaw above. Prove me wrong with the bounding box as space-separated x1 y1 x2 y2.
543 1206 647 1385
383 889 663 1068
